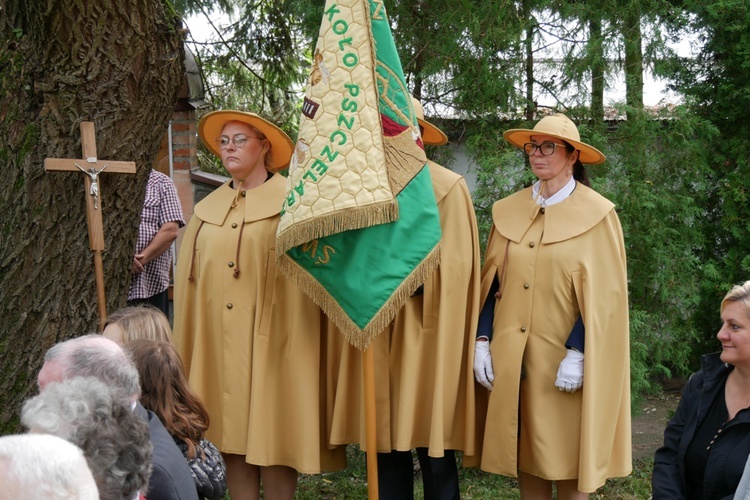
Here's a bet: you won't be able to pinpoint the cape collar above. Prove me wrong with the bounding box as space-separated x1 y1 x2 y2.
492 183 615 244
194 173 285 225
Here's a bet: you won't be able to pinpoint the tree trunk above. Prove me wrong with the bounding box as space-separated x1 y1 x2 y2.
589 17 605 124
523 0 535 120
623 7 644 119
0 0 185 432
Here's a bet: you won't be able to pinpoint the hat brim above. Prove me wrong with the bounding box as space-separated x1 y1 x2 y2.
199 110 294 171
417 117 448 146
503 128 606 165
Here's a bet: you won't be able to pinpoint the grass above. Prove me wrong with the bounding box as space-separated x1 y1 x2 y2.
296 446 655 499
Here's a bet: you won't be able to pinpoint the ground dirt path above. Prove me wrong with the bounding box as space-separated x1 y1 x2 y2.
632 391 682 460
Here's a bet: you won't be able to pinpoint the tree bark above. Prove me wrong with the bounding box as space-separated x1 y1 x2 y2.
523 0 535 120
0 0 185 432
589 17 605 124
623 7 644 118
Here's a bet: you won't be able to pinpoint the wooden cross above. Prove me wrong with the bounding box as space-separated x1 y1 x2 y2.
45 122 136 331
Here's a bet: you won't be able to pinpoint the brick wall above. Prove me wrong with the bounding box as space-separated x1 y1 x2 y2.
171 109 198 173
153 107 200 270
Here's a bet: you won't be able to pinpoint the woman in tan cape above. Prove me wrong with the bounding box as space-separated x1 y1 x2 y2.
173 110 345 500
473 114 631 498
327 96 482 498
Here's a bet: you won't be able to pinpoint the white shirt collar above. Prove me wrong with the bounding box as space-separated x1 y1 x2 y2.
532 176 577 207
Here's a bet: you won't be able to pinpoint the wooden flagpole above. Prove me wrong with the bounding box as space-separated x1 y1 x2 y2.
363 345 379 499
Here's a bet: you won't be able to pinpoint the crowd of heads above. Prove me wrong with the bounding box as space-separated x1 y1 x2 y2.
21 376 151 500
5 304 217 500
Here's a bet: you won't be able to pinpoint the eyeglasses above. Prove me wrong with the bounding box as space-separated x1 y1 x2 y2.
523 141 568 156
215 134 263 150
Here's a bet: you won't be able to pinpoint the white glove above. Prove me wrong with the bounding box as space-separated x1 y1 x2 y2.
555 349 584 392
474 339 495 390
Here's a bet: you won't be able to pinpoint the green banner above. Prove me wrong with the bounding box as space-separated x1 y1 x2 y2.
276 0 442 350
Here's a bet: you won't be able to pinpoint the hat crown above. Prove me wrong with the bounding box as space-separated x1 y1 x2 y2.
411 97 426 121
410 96 448 146
532 114 581 143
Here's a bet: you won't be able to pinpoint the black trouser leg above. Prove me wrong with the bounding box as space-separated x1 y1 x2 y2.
376 450 414 500
127 288 170 318
416 448 460 500
148 289 170 318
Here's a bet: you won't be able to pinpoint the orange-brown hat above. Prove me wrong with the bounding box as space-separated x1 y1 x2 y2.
503 114 605 165
198 110 294 171
411 97 448 146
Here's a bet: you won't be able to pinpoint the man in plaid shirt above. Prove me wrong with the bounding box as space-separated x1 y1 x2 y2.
128 169 185 317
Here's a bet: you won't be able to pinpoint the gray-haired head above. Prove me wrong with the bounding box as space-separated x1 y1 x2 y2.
21 376 152 500
38 333 140 399
0 433 99 499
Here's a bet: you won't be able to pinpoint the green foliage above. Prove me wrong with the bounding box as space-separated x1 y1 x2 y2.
295 446 655 498
665 0 750 360
594 457 656 499
182 0 307 133
604 107 716 382
297 445 369 498
388 0 526 115
172 0 750 392
465 119 535 254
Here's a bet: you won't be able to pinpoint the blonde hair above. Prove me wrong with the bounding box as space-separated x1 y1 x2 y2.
104 305 174 343
721 280 750 316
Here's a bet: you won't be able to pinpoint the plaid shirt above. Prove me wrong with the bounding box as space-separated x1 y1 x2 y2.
128 170 185 300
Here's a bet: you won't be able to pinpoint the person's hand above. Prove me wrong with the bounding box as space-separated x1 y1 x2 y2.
474 339 494 390
555 349 584 392
132 255 145 274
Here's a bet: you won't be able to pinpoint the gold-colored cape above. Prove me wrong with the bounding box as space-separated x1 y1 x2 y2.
173 175 345 473
478 183 631 492
326 162 481 458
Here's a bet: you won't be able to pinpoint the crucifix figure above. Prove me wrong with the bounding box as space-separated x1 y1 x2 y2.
74 161 108 208
45 122 136 330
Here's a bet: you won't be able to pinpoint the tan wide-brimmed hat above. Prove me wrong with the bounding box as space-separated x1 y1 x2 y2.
412 97 448 146
503 114 605 165
198 110 294 171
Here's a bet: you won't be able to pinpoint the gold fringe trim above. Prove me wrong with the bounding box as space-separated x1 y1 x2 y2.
384 130 428 196
276 199 398 255
277 241 442 351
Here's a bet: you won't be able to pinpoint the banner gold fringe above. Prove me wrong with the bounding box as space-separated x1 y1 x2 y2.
383 131 427 196
277 241 442 351
276 199 399 255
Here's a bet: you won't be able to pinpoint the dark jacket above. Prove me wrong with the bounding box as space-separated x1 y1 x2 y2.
652 353 750 500
175 437 227 500
136 402 199 500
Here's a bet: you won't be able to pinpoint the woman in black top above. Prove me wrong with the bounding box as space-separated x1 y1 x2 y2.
653 280 750 499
